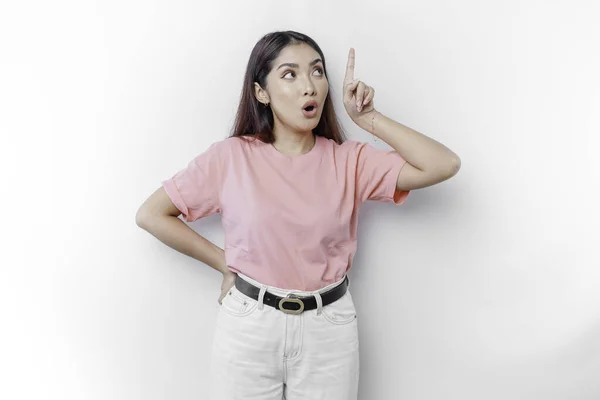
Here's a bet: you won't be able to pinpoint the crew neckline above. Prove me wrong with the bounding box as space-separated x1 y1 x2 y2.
265 134 323 161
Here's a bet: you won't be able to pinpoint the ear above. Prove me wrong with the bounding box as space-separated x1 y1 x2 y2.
254 82 269 105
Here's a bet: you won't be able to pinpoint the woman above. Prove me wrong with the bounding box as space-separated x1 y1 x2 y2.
136 30 460 400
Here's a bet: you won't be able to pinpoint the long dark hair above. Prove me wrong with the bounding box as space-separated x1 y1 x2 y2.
228 30 347 145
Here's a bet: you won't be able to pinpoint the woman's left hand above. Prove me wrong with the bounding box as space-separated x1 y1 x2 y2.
343 47 377 125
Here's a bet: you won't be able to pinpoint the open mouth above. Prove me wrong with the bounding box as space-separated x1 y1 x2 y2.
302 104 318 117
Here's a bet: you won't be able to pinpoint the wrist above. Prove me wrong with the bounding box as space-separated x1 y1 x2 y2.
357 109 380 133
222 268 236 278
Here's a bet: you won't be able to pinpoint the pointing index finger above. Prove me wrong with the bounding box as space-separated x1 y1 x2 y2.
345 47 355 85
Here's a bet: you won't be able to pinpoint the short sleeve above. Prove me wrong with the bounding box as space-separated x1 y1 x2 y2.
354 141 410 206
161 142 222 222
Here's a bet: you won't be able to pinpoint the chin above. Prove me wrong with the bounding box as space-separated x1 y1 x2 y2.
304 120 320 129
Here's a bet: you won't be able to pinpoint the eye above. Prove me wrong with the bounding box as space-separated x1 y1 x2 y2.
282 67 325 79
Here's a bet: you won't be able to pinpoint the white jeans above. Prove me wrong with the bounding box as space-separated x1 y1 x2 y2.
209 272 360 400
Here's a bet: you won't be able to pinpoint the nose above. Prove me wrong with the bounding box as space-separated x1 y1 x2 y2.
301 76 316 96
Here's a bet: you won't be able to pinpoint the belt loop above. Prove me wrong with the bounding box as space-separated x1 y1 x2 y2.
258 286 267 310
313 291 323 316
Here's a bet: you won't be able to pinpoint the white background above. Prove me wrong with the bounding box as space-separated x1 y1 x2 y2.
2 1 599 399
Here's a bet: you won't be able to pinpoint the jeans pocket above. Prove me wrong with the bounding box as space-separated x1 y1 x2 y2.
220 286 258 317
321 290 357 325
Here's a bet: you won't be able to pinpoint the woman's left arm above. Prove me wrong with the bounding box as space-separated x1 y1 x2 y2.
358 110 461 191
343 47 461 191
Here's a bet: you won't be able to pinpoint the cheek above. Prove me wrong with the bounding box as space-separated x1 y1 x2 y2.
321 82 329 99
279 85 293 96
276 89 296 108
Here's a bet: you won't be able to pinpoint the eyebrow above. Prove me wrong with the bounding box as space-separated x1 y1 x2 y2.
277 58 323 70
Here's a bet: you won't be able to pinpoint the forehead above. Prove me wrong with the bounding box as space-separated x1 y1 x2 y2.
273 43 320 66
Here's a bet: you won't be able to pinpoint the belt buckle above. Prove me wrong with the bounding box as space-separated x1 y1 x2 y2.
278 293 304 315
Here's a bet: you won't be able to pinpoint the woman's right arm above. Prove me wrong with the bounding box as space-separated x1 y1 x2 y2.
135 187 228 276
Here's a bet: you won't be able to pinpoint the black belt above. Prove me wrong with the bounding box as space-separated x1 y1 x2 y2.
234 274 349 315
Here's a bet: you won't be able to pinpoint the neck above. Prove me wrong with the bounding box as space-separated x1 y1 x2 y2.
271 131 315 156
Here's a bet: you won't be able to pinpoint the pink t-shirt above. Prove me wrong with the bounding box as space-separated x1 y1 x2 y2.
162 134 410 291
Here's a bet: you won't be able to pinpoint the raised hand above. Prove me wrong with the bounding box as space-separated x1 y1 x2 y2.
343 47 377 124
